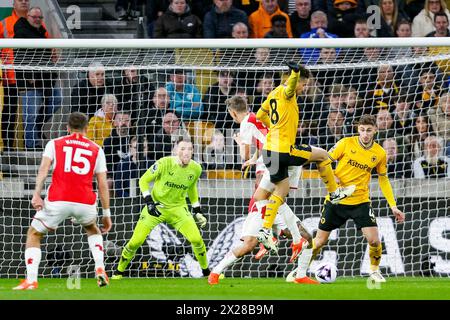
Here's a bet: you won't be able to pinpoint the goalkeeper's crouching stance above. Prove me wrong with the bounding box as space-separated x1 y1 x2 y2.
112 139 210 279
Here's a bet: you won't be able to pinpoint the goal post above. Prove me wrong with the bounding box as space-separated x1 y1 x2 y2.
0 38 449 280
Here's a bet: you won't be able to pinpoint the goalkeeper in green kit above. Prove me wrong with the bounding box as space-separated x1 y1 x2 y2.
112 139 210 278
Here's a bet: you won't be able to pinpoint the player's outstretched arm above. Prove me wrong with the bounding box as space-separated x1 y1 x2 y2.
284 60 310 99
32 156 52 211
378 174 405 223
96 171 112 233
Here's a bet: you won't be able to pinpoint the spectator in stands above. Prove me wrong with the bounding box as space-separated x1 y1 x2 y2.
113 136 140 197
136 87 169 158
317 83 346 131
249 0 293 38
264 14 290 37
428 91 450 156
0 0 30 151
252 73 275 112
392 20 413 59
103 112 132 175
113 67 153 122
426 11 450 36
236 47 281 95
202 70 238 131
234 0 289 15
414 69 441 114
319 47 338 64
375 0 407 37
203 130 227 170
137 87 170 136
376 109 396 145
145 0 170 37
383 138 413 178
87 94 118 147
153 0 202 38
369 64 399 114
71 62 111 119
327 0 361 38
412 0 450 37
14 6 62 150
231 22 249 38
299 11 338 64
396 19 413 37
342 86 363 135
411 113 434 159
319 110 345 150
344 47 380 94
203 0 248 38
354 18 371 38
289 0 312 37
166 69 203 121
314 48 343 89
393 95 414 137
413 135 450 178
297 75 324 123
296 120 319 146
325 83 346 112
148 112 191 162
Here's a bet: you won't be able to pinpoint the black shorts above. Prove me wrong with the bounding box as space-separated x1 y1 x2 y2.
262 144 312 183
318 201 377 232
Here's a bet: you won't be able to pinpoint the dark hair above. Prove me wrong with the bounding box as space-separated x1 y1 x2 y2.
395 19 411 31
434 11 449 23
68 112 89 131
355 18 368 25
271 14 287 24
357 114 377 126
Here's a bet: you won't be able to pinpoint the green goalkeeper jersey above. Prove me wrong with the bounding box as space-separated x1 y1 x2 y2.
139 156 202 208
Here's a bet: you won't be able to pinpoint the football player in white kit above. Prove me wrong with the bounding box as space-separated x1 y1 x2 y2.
208 95 317 285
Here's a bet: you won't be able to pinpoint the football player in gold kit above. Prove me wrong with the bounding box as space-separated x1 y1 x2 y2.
255 61 355 258
290 115 405 284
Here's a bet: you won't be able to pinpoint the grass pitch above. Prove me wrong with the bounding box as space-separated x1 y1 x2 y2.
1 277 450 300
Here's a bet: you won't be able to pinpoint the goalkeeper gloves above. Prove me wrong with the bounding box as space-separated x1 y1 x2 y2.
285 60 310 78
144 195 161 217
193 206 207 229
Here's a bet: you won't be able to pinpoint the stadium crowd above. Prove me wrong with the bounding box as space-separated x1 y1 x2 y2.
0 0 450 198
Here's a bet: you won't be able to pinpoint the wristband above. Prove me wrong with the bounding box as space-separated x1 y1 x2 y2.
103 208 111 217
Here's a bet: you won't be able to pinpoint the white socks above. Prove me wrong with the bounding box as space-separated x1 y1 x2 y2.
88 234 105 270
25 247 41 283
212 251 238 274
278 203 302 243
296 248 313 278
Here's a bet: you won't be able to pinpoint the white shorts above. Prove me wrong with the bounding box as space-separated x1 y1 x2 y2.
259 166 302 192
31 199 98 234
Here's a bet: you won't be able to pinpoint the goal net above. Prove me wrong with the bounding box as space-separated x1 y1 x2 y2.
0 39 449 280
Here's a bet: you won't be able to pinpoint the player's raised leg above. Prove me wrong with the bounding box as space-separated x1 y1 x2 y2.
295 146 356 204
362 226 386 283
